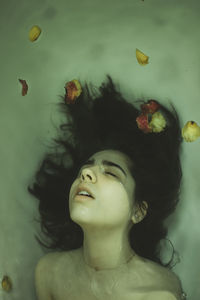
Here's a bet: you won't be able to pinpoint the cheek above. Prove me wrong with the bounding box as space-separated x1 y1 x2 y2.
69 180 78 201
100 183 131 214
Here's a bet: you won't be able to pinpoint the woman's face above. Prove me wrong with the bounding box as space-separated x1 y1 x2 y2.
69 149 136 230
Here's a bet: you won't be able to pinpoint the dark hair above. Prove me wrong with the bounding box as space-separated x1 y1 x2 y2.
28 75 183 270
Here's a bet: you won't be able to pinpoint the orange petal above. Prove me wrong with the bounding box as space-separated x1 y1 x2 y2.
64 79 82 104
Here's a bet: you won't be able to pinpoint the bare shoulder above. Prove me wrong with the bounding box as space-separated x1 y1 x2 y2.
142 258 183 298
35 250 74 275
35 252 64 300
35 251 63 272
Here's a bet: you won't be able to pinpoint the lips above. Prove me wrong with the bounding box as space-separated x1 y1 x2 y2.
75 185 95 199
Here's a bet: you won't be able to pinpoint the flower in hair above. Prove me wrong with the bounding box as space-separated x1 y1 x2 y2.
136 99 167 133
64 79 82 104
149 111 167 133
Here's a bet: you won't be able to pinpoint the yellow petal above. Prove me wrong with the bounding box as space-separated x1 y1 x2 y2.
149 112 166 133
71 79 82 97
29 25 41 42
182 121 200 142
1 276 12 292
136 48 149 65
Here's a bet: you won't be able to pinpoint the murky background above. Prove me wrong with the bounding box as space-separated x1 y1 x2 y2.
0 0 199 299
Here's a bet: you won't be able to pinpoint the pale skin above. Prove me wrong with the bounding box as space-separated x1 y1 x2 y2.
35 149 183 299
69 149 148 271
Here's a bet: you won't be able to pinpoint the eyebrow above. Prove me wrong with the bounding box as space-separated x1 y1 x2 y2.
83 159 127 177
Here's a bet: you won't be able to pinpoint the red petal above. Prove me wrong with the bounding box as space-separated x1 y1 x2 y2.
19 79 28 96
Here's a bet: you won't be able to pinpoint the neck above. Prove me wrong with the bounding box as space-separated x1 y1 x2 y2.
81 227 136 271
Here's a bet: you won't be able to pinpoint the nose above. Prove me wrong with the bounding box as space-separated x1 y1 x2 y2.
81 168 96 183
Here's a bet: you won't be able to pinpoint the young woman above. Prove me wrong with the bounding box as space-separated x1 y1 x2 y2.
28 75 187 299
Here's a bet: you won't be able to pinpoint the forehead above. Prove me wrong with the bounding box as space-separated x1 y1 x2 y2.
89 149 132 168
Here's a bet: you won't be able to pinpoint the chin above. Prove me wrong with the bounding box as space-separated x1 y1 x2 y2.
70 208 94 225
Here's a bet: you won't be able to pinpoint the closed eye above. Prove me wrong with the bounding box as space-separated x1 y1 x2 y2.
106 172 117 178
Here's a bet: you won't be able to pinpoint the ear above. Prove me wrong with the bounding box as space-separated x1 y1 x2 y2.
131 201 148 224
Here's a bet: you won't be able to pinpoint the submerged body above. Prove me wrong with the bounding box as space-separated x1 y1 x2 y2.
35 150 184 299
31 76 185 300
35 248 183 300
